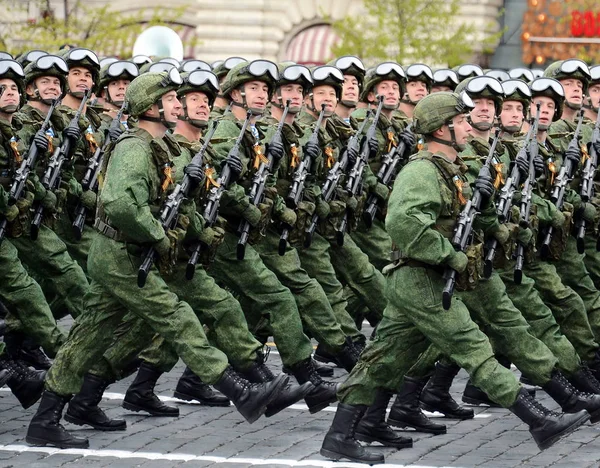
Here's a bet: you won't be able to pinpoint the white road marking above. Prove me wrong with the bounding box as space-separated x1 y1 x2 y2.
0 444 463 467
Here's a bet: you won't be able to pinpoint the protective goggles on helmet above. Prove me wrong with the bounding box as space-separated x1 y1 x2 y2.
185 70 219 90
106 61 139 80
281 65 312 84
211 60 224 69
530 77 564 97
66 48 100 66
374 62 405 80
333 56 365 73
502 79 532 99
180 60 212 72
132 55 152 66
0 60 25 78
405 63 433 81
508 67 534 82
23 50 48 64
0 52 13 60
591 65 600 82
312 66 344 83
148 62 176 73
485 69 509 82
457 91 475 111
99 57 118 68
222 57 246 71
464 76 504 96
433 69 459 86
161 68 183 86
557 59 590 79
158 57 180 67
239 60 279 81
456 64 483 78
34 55 69 74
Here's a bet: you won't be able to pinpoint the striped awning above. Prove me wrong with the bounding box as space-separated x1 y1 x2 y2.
285 24 340 66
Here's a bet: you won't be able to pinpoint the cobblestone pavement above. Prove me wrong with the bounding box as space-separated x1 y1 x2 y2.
1 321 600 468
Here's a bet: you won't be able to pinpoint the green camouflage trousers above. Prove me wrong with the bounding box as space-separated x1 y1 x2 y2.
338 265 521 408
255 229 348 353
524 259 598 361
0 238 66 357
459 272 558 386
209 231 314 367
584 231 600 290
54 212 95 274
45 234 229 396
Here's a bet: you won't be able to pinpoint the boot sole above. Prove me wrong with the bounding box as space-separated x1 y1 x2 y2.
462 395 501 408
420 402 474 420
25 435 89 449
320 447 384 464
386 417 447 435
314 354 341 367
307 394 338 414
64 413 127 431
535 412 590 451
355 431 413 449
122 401 179 417
173 391 231 407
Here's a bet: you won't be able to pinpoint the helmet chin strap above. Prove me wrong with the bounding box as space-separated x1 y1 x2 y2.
429 121 464 152
178 96 209 128
565 99 582 110
0 105 18 114
340 99 357 109
400 92 419 106
140 100 176 129
467 115 494 132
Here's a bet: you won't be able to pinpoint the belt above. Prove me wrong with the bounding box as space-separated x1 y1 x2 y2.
94 218 124 241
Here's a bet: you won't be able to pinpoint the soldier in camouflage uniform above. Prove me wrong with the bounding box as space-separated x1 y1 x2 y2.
320 92 592 465
210 56 246 118
95 60 138 129
430 68 460 94
26 70 290 450
398 63 433 119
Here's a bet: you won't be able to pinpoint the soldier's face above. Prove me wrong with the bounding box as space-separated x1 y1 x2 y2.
0 79 19 111
160 90 182 124
500 101 524 130
307 85 337 114
275 84 304 112
470 98 495 126
560 78 583 105
29 76 62 100
342 75 359 104
106 79 130 103
68 66 93 93
232 81 268 112
404 80 427 102
450 113 472 144
588 84 600 109
372 80 400 108
530 97 555 130
184 91 210 121
431 85 452 93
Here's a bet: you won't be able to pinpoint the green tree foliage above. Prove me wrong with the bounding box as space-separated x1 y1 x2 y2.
330 0 503 67
0 1 198 57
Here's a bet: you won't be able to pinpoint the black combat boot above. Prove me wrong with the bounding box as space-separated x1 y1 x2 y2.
26 391 89 448
314 344 341 367
174 367 230 407
284 357 334 377
420 362 474 419
353 334 366 356
509 387 589 450
320 403 385 464
543 370 600 423
243 353 313 417
387 376 446 435
334 337 361 372
65 373 126 431
213 366 287 424
122 362 179 417
290 357 339 413
20 337 52 370
463 378 536 407
0 354 45 409
355 390 413 449
568 366 600 395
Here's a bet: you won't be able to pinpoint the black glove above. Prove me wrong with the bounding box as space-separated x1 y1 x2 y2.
346 145 359 166
533 155 545 177
399 127 417 149
63 125 81 143
367 137 378 158
514 154 529 180
107 121 123 142
564 145 581 167
184 161 205 186
33 130 49 152
303 140 320 161
475 166 495 202
223 154 243 183
268 140 285 161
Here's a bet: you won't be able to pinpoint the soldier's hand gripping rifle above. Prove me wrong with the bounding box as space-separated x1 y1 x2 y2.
31 88 91 240
278 104 326 255
0 98 59 245
303 110 371 248
137 123 218 288
236 103 289 260
484 103 540 282
72 99 128 240
362 123 413 229
540 109 584 259
336 96 384 246
442 128 500 310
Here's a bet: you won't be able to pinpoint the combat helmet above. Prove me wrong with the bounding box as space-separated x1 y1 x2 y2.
23 55 68 104
220 60 278 115
360 62 405 105
529 77 565 123
177 70 219 127
0 60 26 110
98 61 139 106
544 59 590 110
126 69 182 128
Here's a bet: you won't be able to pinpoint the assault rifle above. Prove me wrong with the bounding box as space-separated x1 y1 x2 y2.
236 102 290 260
278 104 326 255
31 88 91 240
442 128 500 310
72 100 128 240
